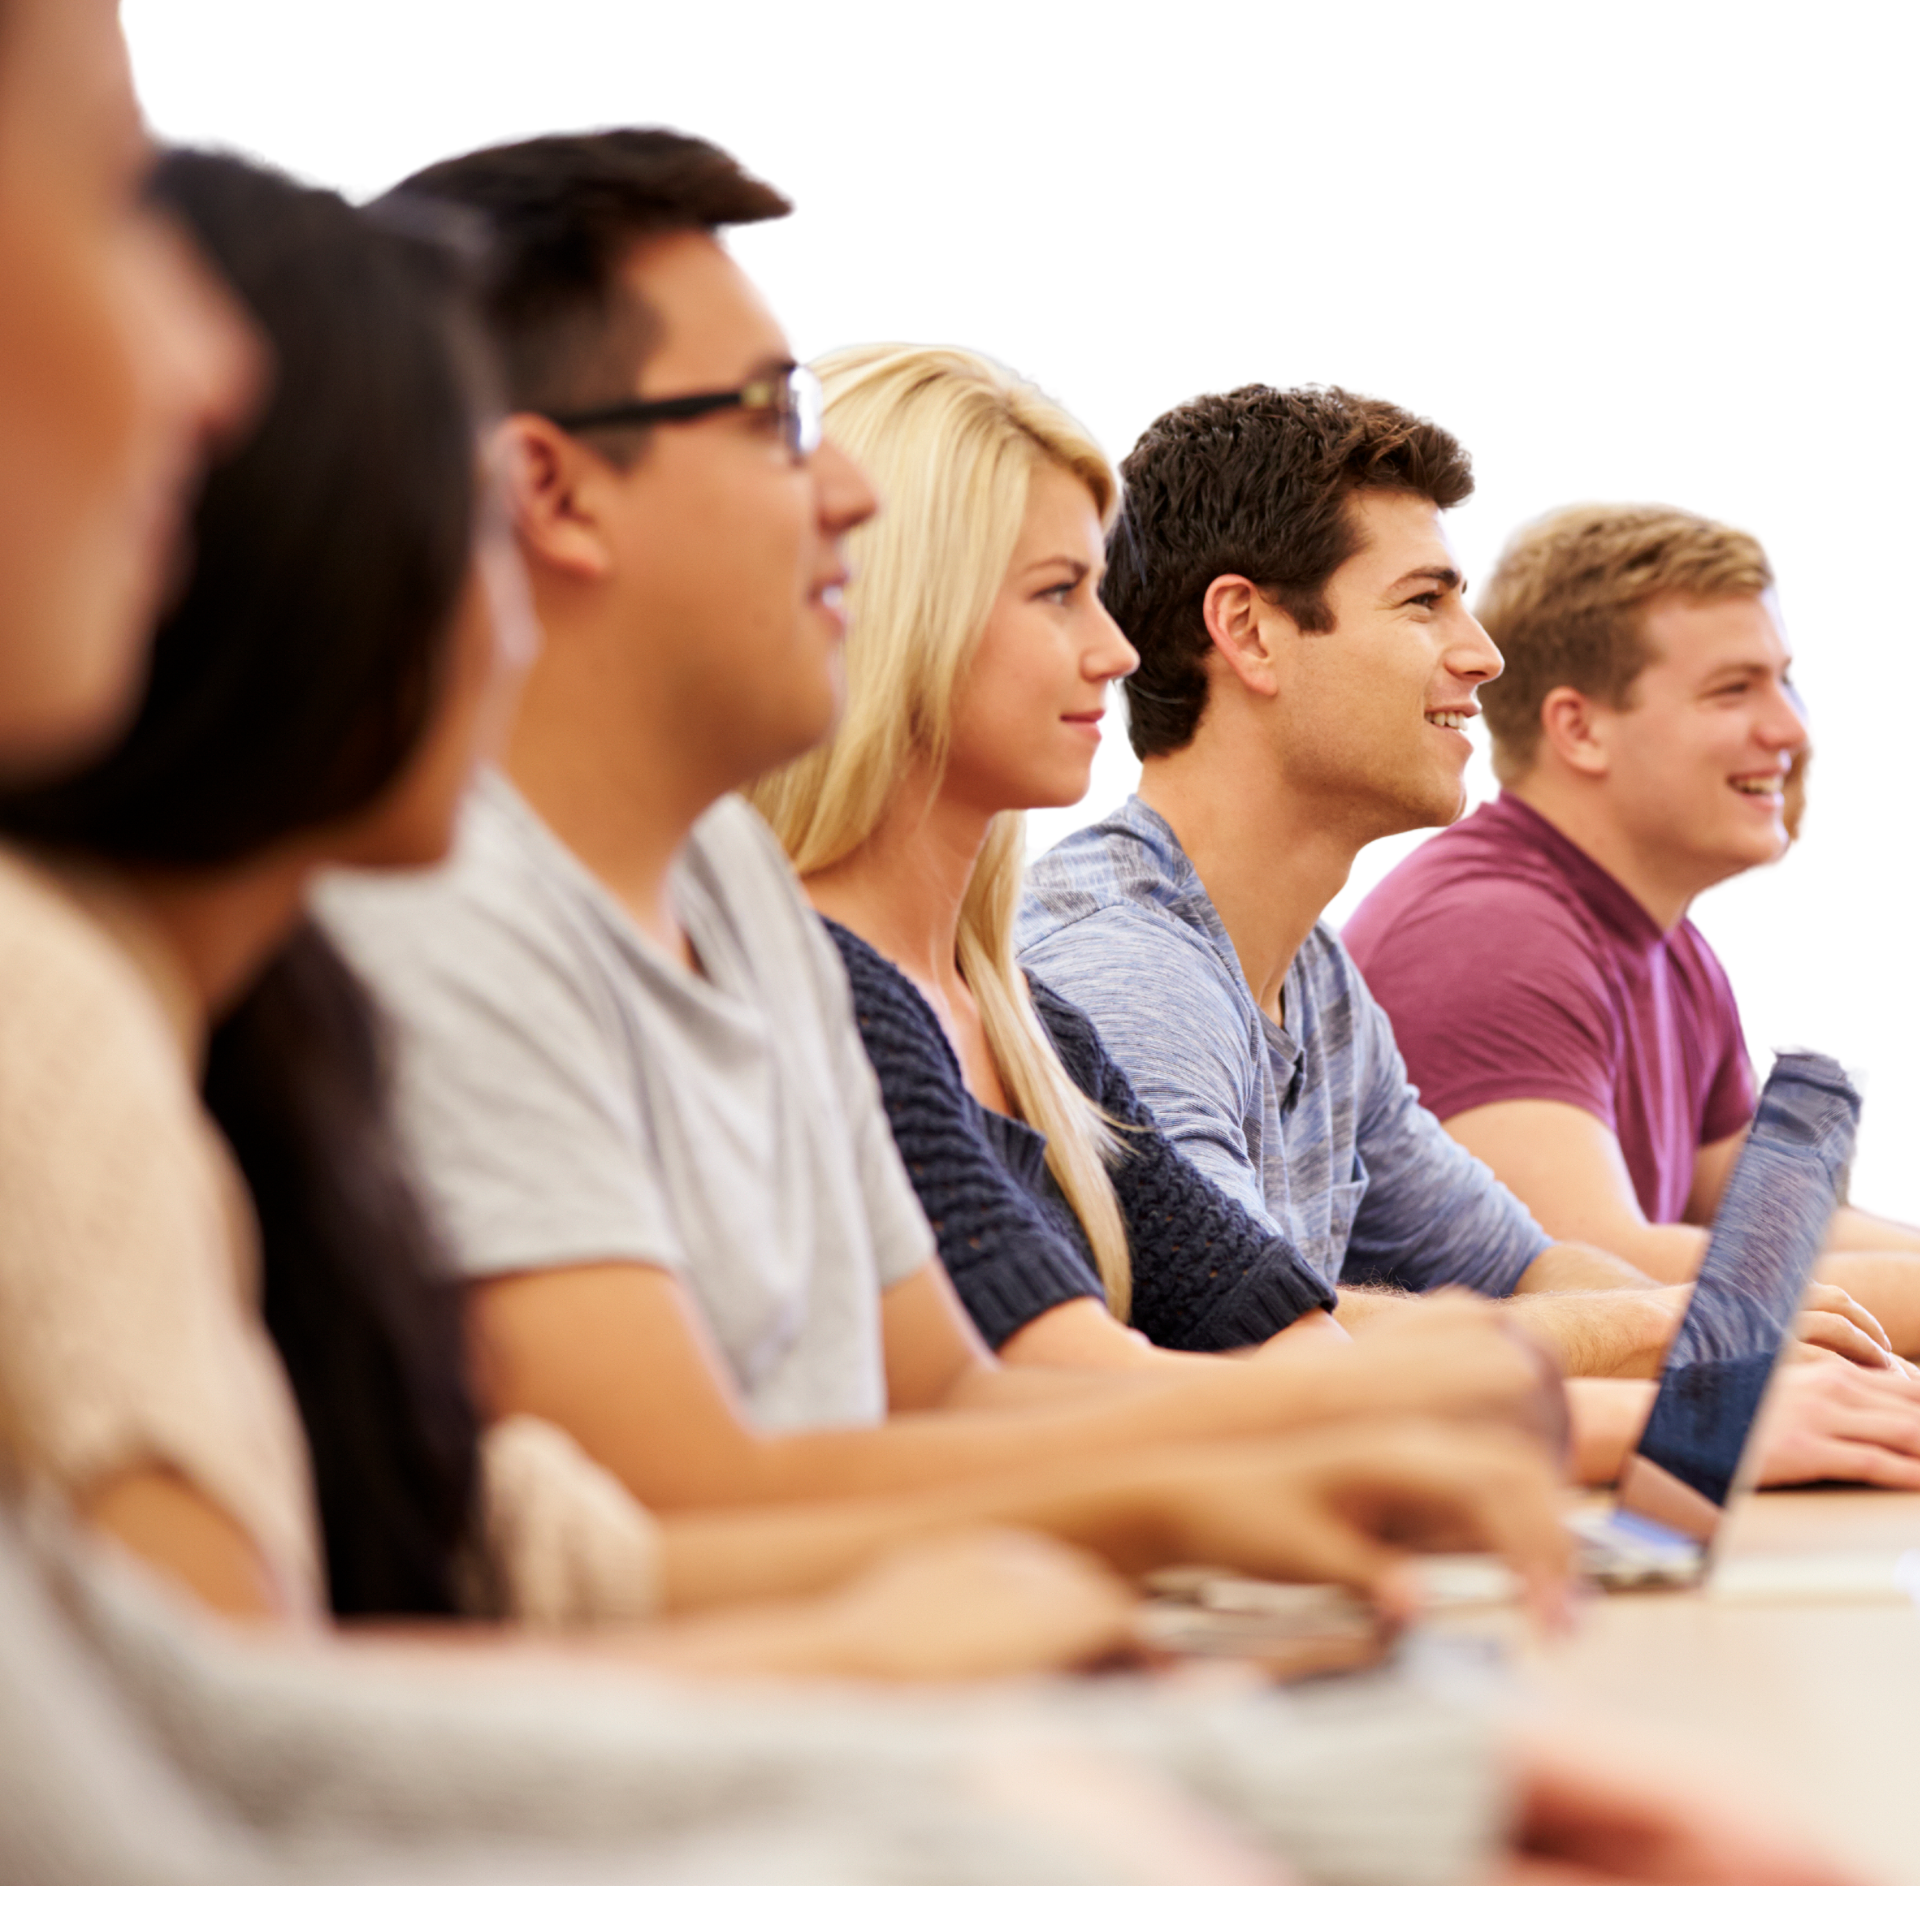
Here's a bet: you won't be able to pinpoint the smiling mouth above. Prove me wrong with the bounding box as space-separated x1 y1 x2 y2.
1425 710 1473 730
1730 773 1784 797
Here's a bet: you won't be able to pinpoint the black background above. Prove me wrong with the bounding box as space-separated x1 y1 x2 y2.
123 7 1904 1198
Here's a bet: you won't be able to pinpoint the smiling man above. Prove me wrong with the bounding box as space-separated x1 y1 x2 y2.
1017 387 1890 1379
1344 503 1920 1354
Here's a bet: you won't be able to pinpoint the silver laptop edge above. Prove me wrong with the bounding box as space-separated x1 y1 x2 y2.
1576 1050 1860 1590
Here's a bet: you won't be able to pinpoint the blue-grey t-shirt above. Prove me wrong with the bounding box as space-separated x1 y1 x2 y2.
1017 797 1547 1296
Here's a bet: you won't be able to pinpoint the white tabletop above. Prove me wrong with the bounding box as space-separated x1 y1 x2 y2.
1513 1489 1920 1882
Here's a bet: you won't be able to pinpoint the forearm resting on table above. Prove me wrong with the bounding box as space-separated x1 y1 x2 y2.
470 1262 1557 1513
1564 1379 1657 1486
72 1453 1116 1670
1829 1205 1920 1257
1518 1228 1920 1365
997 1298 1349 1374
1329 1293 1665 1474
1331 1286 1415 1331
652 1457 1226 1610
1520 1228 1912 1367
1445 1102 1920 1342
1514 1242 1661 1293
1499 1285 1678 1379
1339 1259 1672 1379
1512 1222 1920 1360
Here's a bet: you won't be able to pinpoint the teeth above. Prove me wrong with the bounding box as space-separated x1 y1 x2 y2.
1731 776 1782 794
819 584 843 611
1425 712 1467 729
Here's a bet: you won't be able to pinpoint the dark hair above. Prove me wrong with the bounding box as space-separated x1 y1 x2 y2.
387 127 789 423
205 926 478 1614
0 149 486 1616
1105 385 1475 757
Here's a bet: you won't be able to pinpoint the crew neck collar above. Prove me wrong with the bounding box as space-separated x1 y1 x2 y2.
1487 790 1670 954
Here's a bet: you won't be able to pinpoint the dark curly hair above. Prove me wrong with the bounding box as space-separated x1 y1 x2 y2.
1106 385 1474 757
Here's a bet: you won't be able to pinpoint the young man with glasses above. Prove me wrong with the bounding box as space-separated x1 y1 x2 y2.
314 130 1580 1519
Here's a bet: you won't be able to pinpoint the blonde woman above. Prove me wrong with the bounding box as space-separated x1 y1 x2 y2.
753 346 1342 1369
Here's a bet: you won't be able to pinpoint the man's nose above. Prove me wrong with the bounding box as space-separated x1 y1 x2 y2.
1761 680 1811 754
1449 611 1505 685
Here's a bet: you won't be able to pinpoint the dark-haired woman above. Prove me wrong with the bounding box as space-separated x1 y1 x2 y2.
0 146 531 1624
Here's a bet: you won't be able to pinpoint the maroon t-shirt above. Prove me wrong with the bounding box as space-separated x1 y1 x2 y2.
1342 791 1757 1225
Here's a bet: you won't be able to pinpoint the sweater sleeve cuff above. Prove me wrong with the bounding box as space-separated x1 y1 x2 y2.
961 1238 1108 1351
1139 1241 1337 1352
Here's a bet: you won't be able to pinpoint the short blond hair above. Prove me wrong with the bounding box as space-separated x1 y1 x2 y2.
1478 504 1774 783
748 346 1137 1320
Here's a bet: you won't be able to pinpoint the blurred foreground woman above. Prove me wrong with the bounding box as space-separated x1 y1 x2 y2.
0 0 255 761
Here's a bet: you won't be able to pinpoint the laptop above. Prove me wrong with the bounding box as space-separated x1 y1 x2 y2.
1133 1051 1863 1642
1569 1049 1861 1590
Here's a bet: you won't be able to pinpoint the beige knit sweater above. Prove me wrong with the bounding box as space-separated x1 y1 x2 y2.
0 844 659 1627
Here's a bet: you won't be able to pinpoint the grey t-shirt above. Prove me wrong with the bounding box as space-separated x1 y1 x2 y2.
314 774 933 1433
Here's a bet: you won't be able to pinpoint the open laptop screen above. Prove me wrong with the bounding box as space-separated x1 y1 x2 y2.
1624 1051 1859 1535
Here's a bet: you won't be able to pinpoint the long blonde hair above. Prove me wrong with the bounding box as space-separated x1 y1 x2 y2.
750 344 1134 1321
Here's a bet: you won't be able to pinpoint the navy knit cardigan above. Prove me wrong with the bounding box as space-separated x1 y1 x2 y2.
825 918 1335 1352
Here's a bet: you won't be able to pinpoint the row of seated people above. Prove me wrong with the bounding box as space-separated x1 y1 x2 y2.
0 0 1903 1882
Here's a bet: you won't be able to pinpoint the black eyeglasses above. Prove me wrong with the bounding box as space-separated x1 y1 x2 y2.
545 362 824 462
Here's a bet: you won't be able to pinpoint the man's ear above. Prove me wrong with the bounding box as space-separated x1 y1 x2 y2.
1201 574 1286 699
1538 684 1612 777
496 413 616 583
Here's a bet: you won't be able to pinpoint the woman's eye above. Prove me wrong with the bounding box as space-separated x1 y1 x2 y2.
1040 580 1076 604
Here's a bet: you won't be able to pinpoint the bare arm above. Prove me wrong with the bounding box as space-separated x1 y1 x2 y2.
1812 1184 1920 1356
79 1410 1555 1685
1331 1286 1414 1331
1563 1378 1656 1484
467 1259 1568 1510
363 1418 1580 1677
1828 1206 1920 1255
1330 1241 1683 1380
1450 1100 1710 1282
1447 1100 1901 1369
656 1421 1575 1622
79 1464 286 1619
998 1297 1349 1372
1562 1364 1920 1491
1683 1128 1741 1224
